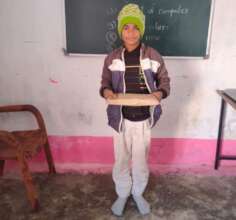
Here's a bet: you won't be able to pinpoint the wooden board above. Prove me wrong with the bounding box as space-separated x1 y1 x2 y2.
106 93 159 106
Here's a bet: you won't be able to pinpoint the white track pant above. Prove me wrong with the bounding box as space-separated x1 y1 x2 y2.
112 119 151 198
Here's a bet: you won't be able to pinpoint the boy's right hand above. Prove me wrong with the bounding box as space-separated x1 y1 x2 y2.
103 89 118 99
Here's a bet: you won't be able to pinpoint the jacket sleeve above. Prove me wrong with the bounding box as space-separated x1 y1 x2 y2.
99 55 113 97
155 56 170 99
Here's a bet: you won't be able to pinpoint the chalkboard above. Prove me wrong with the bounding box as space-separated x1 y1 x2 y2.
64 0 213 57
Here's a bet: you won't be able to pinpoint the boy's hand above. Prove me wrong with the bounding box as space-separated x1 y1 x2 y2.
103 89 118 99
152 91 163 102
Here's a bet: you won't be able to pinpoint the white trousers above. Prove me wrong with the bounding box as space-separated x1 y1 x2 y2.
112 119 151 198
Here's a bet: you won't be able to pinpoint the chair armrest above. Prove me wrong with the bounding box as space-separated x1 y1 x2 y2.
0 105 47 132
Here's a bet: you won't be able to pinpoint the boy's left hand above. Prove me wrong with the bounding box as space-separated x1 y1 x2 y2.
152 91 163 102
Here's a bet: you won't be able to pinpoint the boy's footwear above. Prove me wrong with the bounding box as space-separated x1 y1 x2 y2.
111 197 128 216
132 195 151 215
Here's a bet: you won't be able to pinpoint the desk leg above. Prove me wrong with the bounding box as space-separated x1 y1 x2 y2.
214 98 226 170
0 160 5 176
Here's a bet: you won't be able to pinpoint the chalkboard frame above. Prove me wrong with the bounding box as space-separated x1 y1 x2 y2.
62 0 215 59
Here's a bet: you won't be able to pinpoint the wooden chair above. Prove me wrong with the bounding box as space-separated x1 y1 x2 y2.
0 105 56 211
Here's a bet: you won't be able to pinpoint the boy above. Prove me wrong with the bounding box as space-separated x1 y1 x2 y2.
100 3 170 216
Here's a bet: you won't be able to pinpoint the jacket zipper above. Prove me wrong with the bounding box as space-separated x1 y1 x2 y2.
118 48 126 132
139 46 154 127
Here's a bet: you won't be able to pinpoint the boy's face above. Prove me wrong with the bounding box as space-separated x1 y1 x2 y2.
121 23 141 48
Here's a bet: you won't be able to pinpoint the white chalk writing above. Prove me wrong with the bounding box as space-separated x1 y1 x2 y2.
159 5 189 17
106 31 117 43
106 7 118 16
105 30 117 52
148 23 169 32
107 20 116 30
145 35 160 41
146 7 154 15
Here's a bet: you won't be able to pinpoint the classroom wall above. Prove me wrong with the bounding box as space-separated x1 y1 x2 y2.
0 0 236 171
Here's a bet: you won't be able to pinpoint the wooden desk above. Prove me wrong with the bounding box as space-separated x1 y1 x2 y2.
215 89 236 169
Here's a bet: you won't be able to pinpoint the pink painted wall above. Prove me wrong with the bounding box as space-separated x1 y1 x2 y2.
4 136 236 173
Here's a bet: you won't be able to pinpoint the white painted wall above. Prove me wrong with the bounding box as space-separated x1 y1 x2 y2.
0 0 236 139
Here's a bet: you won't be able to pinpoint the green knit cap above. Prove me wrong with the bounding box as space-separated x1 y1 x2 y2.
117 4 145 38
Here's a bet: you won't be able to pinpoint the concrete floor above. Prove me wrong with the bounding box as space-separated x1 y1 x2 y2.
0 172 236 220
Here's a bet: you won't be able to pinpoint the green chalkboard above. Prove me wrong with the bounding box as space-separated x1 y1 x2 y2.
65 0 213 57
